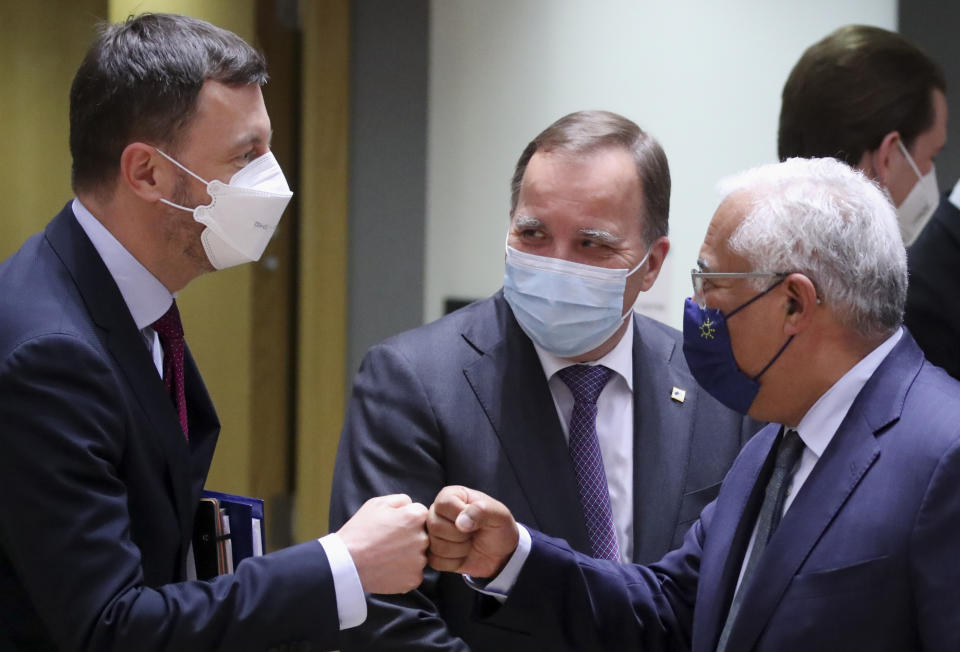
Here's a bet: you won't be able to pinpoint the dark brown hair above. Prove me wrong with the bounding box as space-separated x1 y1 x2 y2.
70 13 268 195
778 25 945 165
510 110 671 243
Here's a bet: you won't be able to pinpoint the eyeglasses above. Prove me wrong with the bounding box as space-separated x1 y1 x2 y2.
690 269 788 305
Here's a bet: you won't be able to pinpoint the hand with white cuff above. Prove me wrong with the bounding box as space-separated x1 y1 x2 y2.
426 486 519 578
337 494 429 594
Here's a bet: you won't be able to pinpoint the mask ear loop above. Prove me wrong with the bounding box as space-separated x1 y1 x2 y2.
750 335 794 381
155 148 212 213
896 139 925 183
155 148 210 185
618 244 654 320
725 277 786 320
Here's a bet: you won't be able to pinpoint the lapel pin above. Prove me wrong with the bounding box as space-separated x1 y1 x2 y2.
671 387 686 403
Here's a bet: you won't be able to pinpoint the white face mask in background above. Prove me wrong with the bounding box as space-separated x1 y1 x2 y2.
157 149 293 270
895 139 939 246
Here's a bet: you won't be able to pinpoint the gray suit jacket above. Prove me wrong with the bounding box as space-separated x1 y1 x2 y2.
329 291 760 651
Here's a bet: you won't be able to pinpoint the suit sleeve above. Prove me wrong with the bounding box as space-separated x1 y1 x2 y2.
481 510 705 652
910 434 960 650
0 333 341 652
329 341 471 651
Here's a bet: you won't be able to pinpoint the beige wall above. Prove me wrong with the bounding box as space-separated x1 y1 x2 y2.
0 0 106 259
295 0 351 542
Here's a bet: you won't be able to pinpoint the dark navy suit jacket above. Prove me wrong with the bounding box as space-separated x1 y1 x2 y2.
484 332 960 651
0 205 339 651
329 291 760 651
906 193 960 380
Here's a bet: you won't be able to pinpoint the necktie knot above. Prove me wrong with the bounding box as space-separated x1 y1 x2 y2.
557 364 614 406
776 429 804 473
152 301 184 342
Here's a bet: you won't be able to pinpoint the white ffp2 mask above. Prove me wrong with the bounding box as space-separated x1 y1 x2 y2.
895 139 939 246
157 149 293 270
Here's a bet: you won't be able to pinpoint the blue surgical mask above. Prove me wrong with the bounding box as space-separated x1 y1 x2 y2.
503 245 649 358
681 282 792 414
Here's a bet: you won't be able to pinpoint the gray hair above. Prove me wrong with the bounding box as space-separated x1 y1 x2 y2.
718 157 906 339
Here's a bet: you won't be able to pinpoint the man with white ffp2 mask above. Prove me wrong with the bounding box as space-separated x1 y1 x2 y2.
0 13 431 651
330 110 762 652
778 24 960 382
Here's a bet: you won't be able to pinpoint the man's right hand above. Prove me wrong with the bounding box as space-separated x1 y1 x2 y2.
337 494 428 594
426 485 519 579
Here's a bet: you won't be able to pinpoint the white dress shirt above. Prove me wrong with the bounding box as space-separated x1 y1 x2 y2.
949 177 960 211
533 313 636 562
477 327 904 602
733 327 902 590
72 199 366 629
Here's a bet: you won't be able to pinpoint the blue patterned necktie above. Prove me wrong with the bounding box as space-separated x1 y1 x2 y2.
557 364 620 561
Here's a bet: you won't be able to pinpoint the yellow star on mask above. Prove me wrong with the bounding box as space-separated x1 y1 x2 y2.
699 318 716 340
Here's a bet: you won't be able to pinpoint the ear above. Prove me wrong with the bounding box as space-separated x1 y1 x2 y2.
636 236 670 292
119 143 170 202
864 130 902 187
782 272 819 335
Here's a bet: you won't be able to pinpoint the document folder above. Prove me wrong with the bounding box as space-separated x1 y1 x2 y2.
192 490 265 580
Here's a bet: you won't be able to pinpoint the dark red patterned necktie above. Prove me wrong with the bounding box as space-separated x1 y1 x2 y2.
151 301 188 439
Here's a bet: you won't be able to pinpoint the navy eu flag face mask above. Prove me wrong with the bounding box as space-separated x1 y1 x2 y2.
682 279 793 415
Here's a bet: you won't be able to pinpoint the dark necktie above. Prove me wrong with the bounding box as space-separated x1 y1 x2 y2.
152 301 188 439
716 428 804 651
557 364 620 561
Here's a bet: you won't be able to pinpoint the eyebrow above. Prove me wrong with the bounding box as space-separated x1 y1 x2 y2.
230 129 274 151
514 215 623 244
579 228 622 245
513 214 544 229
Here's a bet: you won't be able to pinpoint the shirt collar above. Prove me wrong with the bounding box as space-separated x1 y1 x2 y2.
533 313 634 389
949 178 960 211
72 197 174 329
792 327 903 457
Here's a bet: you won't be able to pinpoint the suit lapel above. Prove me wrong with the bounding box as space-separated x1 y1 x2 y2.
720 334 923 651
630 317 699 563
693 425 780 652
462 294 592 553
184 346 220 520
45 206 200 543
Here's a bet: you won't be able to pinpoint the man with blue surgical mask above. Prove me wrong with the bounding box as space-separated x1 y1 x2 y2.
330 110 761 652
778 24 959 381
0 13 429 651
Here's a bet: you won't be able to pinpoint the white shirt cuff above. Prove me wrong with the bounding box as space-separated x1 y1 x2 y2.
463 524 531 604
318 533 367 630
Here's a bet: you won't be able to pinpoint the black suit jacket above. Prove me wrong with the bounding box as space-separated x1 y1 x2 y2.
0 204 339 651
905 193 960 380
484 333 960 651
329 291 760 651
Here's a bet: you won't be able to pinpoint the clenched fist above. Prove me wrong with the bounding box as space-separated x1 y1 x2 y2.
337 494 428 594
427 485 519 579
